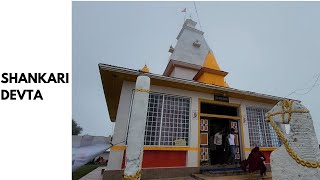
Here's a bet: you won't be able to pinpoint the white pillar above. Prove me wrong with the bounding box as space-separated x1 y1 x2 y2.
123 75 150 180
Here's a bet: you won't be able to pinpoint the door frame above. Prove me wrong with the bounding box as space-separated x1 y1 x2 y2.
197 98 245 167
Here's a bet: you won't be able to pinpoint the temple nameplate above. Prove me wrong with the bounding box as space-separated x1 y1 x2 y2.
214 95 229 102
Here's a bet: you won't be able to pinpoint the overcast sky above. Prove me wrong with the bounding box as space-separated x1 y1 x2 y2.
72 1 320 141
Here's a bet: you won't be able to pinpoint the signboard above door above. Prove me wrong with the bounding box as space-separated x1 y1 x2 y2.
214 95 229 102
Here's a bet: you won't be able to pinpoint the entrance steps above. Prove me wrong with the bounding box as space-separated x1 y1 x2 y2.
200 165 245 177
192 173 272 180
191 165 272 179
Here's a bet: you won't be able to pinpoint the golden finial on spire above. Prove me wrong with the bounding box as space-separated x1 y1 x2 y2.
140 64 150 73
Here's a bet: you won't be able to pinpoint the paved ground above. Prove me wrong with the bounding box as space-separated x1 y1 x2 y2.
79 166 106 180
80 168 272 180
193 173 272 180
149 177 196 180
149 173 272 180
80 169 196 180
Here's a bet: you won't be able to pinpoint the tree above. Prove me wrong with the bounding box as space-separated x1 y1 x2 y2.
72 119 83 135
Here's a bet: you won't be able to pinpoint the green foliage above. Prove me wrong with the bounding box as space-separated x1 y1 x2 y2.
72 165 98 180
72 119 83 135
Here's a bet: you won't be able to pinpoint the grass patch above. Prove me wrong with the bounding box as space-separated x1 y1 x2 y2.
72 165 99 180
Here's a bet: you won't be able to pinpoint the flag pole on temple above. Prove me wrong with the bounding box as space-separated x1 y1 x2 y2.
182 8 186 22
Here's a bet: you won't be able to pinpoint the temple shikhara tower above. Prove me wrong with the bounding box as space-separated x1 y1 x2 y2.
164 19 228 87
99 19 287 179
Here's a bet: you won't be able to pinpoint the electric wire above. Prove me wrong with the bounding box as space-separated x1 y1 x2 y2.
193 1 203 31
285 73 320 98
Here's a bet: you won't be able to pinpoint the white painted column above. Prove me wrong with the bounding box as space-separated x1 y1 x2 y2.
187 96 199 167
123 75 150 180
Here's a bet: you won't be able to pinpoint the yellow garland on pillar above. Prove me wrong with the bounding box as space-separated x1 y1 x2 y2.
266 100 320 168
123 170 141 180
134 88 150 93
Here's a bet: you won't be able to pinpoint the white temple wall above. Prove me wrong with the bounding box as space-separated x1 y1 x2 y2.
110 81 214 168
107 81 135 170
108 80 277 169
170 27 210 66
169 66 198 80
230 98 276 158
149 84 213 167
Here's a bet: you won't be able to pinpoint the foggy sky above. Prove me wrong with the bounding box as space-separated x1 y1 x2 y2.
72 1 320 141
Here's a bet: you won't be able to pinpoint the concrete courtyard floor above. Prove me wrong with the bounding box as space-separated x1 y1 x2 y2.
191 173 272 180
80 167 272 180
79 166 106 180
149 173 272 180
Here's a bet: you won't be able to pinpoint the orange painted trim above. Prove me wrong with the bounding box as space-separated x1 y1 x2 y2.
239 107 245 160
196 72 227 87
193 67 228 81
111 145 126 150
144 146 198 151
200 113 241 120
244 147 277 151
111 145 198 151
198 99 201 167
199 98 241 107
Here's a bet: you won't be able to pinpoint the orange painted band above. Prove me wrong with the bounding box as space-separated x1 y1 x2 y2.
111 145 198 151
244 147 277 151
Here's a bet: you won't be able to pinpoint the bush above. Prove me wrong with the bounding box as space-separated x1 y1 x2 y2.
72 165 98 180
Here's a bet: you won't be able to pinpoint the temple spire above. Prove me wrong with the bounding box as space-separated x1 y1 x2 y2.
202 51 221 71
163 19 229 87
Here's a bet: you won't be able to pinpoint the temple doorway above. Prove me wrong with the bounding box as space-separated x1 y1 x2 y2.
209 118 229 165
199 100 242 167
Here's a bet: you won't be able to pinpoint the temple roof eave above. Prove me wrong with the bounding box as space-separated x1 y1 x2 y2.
99 63 294 122
193 67 228 81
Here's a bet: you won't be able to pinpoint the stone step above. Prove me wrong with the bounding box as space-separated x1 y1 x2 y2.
199 165 270 178
192 173 272 180
203 170 246 177
200 166 245 177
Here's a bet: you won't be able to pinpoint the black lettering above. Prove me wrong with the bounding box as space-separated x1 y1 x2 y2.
17 89 26 99
25 90 32 100
34 90 43 100
19 73 27 83
28 73 37 83
9 73 18 83
39 73 47 83
1 73 8 83
11 90 16 100
57 73 65 83
48 73 57 83
1 90 9 99
66 73 69 83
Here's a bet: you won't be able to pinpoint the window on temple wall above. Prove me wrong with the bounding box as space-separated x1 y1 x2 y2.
246 107 281 147
144 92 190 146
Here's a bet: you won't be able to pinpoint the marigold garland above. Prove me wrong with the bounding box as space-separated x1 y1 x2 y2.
134 88 150 93
266 100 320 168
123 170 141 180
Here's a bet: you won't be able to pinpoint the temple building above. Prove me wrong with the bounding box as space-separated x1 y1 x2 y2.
99 19 284 177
